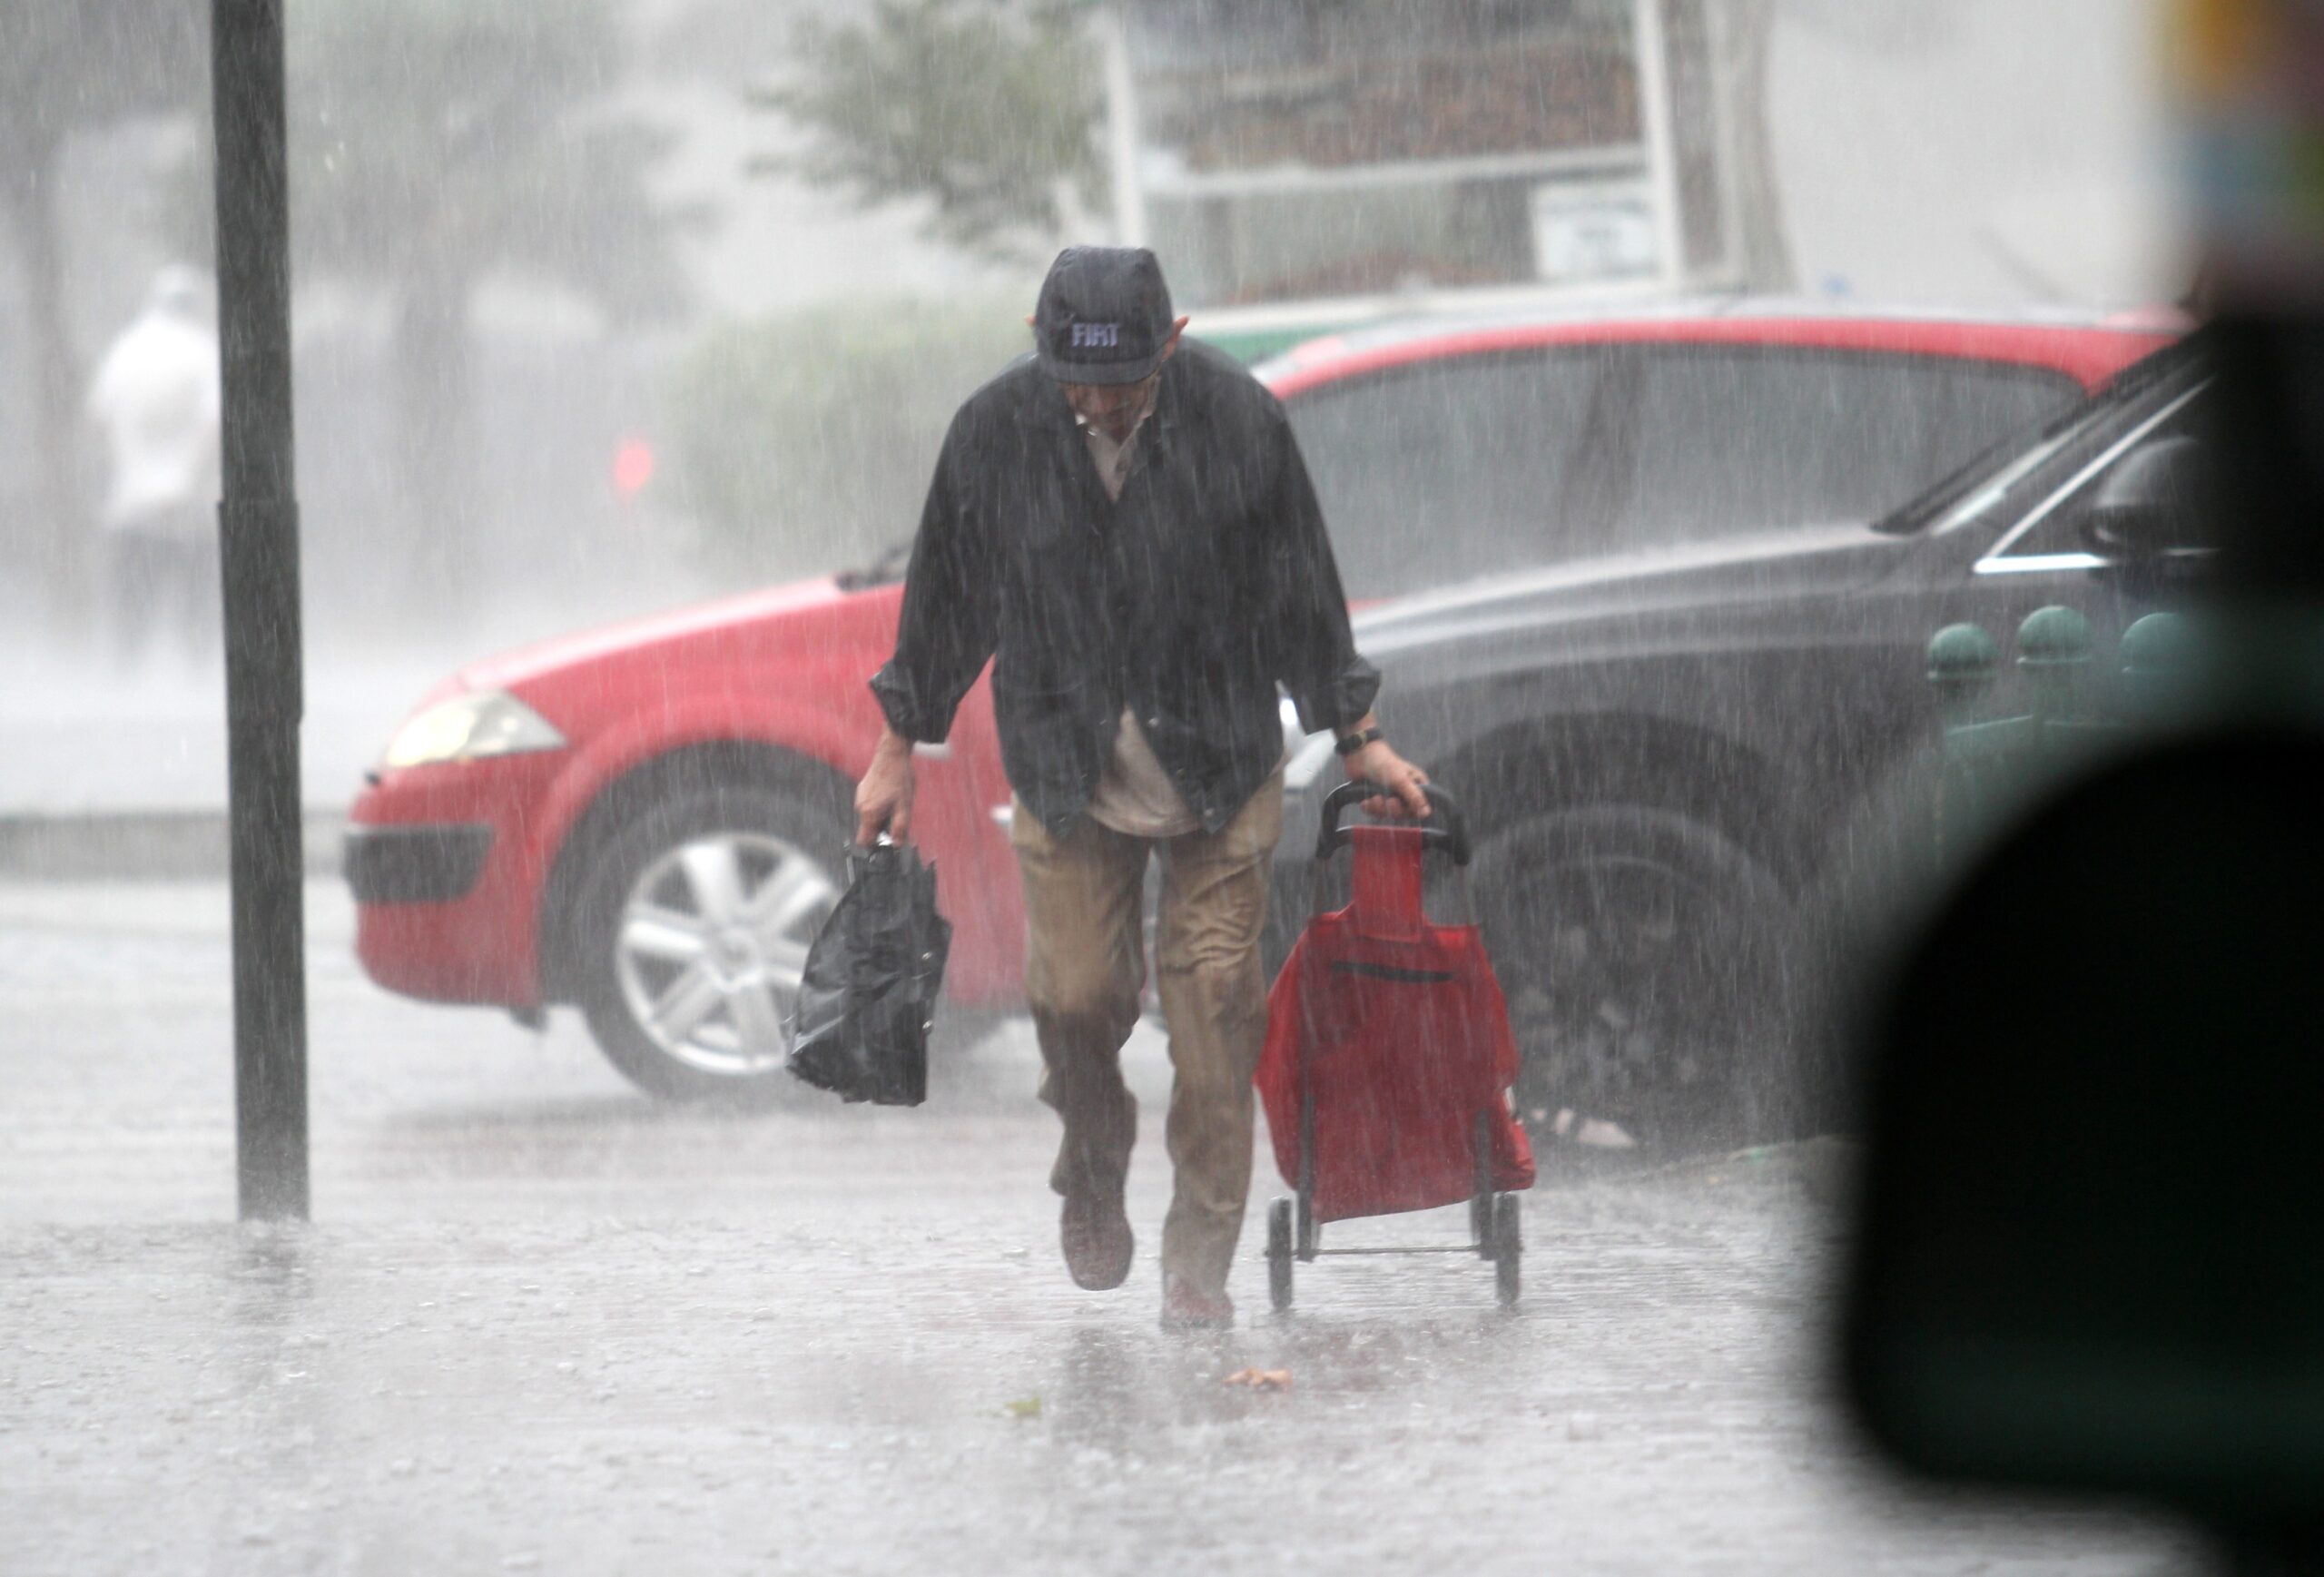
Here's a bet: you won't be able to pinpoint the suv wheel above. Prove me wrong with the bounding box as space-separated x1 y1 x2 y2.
1472 805 1794 1147
572 782 850 1103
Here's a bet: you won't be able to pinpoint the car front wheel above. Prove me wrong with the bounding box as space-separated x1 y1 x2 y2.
572 783 850 1104
1472 804 1796 1148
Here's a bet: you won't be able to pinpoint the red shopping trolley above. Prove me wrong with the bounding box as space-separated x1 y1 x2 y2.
1256 781 1535 1309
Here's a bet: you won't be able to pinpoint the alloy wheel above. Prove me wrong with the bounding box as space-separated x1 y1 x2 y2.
612 831 840 1079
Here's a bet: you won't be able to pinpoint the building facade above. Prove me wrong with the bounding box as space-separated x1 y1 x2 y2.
1105 0 1755 326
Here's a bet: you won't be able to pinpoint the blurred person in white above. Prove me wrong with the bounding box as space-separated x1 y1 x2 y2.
86 265 222 664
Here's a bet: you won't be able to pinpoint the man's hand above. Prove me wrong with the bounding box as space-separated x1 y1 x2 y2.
1345 736 1431 820
855 726 917 844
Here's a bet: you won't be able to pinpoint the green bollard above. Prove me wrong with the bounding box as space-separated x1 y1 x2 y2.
1927 623 2001 730
2016 606 2094 727
2120 611 2193 719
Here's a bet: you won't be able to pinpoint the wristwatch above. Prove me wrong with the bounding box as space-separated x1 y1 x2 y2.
1333 725 1384 757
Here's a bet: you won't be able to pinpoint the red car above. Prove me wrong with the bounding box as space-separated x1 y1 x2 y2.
346 305 2174 1101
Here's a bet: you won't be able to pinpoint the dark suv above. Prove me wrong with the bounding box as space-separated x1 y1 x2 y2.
1293 338 2211 1139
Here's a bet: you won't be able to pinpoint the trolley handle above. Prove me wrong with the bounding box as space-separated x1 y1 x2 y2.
1316 780 1471 867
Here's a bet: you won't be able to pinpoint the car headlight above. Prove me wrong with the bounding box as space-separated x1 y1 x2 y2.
381 690 566 769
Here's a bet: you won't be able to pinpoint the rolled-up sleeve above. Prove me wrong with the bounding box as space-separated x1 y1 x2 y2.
869 415 997 744
1263 411 1380 734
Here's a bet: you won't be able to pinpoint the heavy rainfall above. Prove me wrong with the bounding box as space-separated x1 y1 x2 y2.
0 1 2252 1572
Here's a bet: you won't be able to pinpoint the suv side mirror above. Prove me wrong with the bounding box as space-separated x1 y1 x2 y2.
2081 436 2208 561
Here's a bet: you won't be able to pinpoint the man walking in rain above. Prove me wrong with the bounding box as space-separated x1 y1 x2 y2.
855 246 1429 1329
86 265 223 663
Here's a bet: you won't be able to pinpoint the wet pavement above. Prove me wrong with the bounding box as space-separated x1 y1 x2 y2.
1 881 2199 1574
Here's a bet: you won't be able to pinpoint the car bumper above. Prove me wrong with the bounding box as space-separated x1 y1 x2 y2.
342 823 492 903
348 753 567 1008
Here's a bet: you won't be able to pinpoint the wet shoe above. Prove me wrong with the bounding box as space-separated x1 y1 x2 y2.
1160 1275 1234 1331
1060 1186 1133 1291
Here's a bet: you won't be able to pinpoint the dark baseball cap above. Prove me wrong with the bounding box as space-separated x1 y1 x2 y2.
1033 245 1176 386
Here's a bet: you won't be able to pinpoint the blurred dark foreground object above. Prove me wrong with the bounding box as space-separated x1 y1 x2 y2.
1842 317 2324 1561
785 843 951 1105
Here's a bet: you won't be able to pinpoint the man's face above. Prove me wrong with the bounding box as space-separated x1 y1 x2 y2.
1061 375 1158 444
1042 315 1189 443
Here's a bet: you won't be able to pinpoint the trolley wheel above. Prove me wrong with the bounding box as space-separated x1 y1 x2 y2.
1295 1192 1319 1261
1266 1198 1295 1311
1492 1194 1522 1306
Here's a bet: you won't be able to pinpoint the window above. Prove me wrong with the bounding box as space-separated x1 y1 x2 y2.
1286 350 1607 599
1287 343 2084 602
1605 350 2076 543
1124 0 1659 306
1984 388 2208 566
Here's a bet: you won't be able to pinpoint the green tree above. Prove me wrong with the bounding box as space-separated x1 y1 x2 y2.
670 296 1026 579
0 1 205 607
282 0 693 606
755 0 1107 263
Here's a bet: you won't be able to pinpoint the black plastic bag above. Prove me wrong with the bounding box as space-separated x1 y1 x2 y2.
784 842 951 1105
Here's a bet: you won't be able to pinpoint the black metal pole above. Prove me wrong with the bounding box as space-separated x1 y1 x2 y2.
210 0 310 1221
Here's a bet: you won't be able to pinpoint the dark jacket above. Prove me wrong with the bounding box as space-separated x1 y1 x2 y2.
871 340 1379 835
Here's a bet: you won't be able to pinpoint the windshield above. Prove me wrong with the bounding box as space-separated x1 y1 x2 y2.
1871 335 2209 537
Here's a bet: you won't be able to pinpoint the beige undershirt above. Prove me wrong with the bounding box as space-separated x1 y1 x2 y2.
1078 392 1204 839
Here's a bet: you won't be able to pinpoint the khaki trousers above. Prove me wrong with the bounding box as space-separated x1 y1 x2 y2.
1012 774 1284 1297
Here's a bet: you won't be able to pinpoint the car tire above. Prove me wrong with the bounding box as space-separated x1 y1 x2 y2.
571 778 854 1105
1471 804 1798 1148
